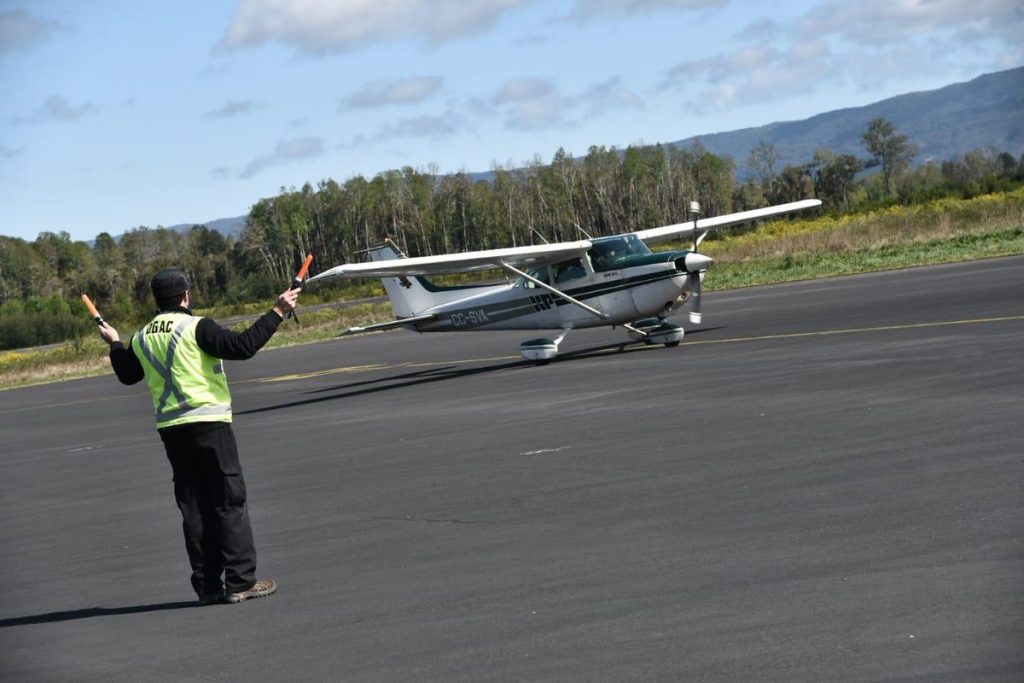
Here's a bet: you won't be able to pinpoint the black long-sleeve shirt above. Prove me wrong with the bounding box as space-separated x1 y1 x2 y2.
109 306 284 386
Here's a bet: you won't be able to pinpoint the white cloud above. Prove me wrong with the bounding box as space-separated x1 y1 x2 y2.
799 0 1024 46
487 75 645 131
675 0 1024 116
733 18 781 43
997 45 1024 70
491 78 572 131
239 136 325 178
671 43 778 82
336 133 369 151
580 76 645 118
375 113 462 141
845 43 938 90
0 9 60 54
25 95 96 123
1 143 26 159
342 77 443 109
335 111 462 150
220 0 529 54
203 100 256 119
665 41 835 113
568 0 724 21
492 77 557 105
667 0 1024 115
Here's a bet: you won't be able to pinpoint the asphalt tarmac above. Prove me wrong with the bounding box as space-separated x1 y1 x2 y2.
2 256 1022 681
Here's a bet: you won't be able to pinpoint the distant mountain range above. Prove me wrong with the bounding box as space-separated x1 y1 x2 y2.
677 66 1023 171
162 215 248 239
165 67 1024 240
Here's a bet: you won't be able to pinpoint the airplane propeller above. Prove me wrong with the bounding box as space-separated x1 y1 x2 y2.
681 251 712 325
688 271 702 324
687 201 708 325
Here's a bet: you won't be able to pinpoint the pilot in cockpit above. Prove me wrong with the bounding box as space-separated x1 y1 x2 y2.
554 258 586 283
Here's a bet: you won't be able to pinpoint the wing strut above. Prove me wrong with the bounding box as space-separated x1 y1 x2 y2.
339 313 437 336
499 262 609 320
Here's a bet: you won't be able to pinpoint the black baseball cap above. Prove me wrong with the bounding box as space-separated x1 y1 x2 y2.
151 268 191 301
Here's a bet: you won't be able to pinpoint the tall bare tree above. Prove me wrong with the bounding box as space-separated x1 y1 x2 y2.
862 117 917 197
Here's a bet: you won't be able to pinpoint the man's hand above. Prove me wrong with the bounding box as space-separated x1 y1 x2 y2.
273 287 301 318
98 321 120 345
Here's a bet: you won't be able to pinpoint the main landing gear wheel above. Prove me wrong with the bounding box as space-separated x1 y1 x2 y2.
627 318 685 347
646 321 684 346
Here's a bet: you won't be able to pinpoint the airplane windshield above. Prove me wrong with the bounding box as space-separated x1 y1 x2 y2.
588 234 651 272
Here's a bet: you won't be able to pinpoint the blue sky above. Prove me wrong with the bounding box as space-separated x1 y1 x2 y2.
1 0 1021 243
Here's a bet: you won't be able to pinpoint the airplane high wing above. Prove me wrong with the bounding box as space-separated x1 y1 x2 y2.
635 199 822 245
306 241 592 282
304 199 822 363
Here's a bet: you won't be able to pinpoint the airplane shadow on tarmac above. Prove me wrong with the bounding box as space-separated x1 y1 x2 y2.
0 601 199 627
236 360 528 416
236 328 725 417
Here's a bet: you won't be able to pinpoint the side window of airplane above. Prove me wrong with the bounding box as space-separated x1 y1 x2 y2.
553 258 586 283
520 266 550 288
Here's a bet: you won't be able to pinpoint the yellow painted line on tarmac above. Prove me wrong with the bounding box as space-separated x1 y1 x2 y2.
251 363 389 382
6 315 1021 410
249 354 523 384
684 314 1024 347
403 354 522 368
0 393 135 416
249 314 1024 382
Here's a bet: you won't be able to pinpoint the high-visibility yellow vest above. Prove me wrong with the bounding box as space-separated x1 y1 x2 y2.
132 312 232 428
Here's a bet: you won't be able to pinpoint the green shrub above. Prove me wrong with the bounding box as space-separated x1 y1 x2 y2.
0 312 92 350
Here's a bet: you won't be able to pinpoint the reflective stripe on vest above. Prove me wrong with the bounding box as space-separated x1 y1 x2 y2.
136 316 193 419
133 314 232 428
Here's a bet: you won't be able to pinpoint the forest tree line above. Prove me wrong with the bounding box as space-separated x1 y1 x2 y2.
2 117 1023 349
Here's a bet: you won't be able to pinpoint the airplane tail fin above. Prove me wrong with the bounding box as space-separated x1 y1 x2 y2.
368 240 438 317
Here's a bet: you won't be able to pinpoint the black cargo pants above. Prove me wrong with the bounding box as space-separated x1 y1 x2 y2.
159 421 257 596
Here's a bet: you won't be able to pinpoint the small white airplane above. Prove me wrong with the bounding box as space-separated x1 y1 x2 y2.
307 199 821 362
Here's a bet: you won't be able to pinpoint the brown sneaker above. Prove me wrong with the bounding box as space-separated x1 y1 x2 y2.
225 579 277 604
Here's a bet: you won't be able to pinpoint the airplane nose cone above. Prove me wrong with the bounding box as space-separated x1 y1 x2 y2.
683 252 714 272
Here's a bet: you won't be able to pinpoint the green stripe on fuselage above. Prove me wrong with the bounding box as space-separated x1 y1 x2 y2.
420 265 682 330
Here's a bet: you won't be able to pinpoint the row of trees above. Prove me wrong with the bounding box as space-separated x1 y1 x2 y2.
239 142 740 285
2 118 1023 349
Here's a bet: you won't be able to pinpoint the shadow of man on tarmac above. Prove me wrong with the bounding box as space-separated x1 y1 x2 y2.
0 601 199 627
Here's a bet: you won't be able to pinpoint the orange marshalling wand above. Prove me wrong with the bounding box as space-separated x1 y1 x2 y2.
287 254 312 322
81 293 104 325
293 254 313 289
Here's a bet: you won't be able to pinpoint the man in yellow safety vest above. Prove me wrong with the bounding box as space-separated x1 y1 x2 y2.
99 268 300 605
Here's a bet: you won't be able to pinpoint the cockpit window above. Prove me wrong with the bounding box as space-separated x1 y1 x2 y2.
588 234 651 272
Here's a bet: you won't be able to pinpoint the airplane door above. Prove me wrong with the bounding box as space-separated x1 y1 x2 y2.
589 271 639 322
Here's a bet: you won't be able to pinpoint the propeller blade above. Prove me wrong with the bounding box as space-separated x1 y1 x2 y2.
688 272 702 325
